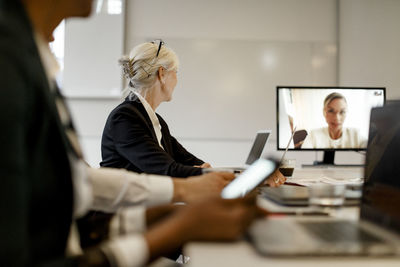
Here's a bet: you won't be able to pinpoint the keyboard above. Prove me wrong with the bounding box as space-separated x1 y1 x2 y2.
299 221 383 243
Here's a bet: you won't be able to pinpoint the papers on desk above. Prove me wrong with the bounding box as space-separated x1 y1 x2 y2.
287 168 364 187
289 176 363 187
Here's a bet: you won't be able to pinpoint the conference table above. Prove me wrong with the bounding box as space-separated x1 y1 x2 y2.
184 167 400 267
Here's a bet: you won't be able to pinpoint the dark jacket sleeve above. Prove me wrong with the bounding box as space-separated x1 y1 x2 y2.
0 53 80 267
170 135 204 166
0 52 32 266
110 106 203 178
158 117 204 166
0 44 86 267
0 14 109 266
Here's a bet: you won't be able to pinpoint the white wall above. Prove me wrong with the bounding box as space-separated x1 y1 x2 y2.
126 0 336 42
123 0 337 167
67 98 121 166
66 0 400 167
339 0 400 99
63 2 125 166
64 12 124 97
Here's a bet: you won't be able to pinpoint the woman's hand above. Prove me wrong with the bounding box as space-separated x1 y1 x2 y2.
194 162 212 168
263 169 286 187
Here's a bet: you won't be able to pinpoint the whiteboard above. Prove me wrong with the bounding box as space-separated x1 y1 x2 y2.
63 3 125 98
151 38 337 140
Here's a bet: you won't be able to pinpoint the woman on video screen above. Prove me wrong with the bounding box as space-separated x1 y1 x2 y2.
302 92 367 149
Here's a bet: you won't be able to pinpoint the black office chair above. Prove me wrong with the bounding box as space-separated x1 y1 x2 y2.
293 129 308 149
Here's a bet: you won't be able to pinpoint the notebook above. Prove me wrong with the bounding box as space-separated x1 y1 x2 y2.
204 130 271 174
249 103 400 256
259 184 361 206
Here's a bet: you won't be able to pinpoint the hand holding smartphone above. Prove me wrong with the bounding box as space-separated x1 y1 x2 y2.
221 158 277 199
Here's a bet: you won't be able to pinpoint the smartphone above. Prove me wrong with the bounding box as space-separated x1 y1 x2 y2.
221 158 277 199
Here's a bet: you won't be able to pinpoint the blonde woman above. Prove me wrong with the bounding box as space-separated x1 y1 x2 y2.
101 41 211 177
302 92 367 149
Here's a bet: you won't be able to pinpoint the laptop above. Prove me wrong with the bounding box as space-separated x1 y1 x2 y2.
204 130 271 173
249 103 400 256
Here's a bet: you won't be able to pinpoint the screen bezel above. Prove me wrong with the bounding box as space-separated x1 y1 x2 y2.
276 86 386 151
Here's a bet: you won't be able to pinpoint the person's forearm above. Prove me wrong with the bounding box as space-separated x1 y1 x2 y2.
144 210 192 262
171 178 187 203
145 204 178 227
78 248 111 267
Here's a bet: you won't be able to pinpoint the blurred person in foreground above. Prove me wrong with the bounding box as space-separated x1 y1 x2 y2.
0 0 266 266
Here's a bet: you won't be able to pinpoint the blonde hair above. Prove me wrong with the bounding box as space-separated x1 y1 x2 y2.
323 92 347 109
119 42 179 97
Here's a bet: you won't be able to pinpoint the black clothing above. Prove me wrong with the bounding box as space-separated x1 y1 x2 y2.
101 96 204 178
0 0 76 265
0 1 108 265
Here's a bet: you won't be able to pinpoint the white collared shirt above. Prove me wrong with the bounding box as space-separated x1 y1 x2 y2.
34 32 174 267
302 127 367 149
133 91 164 149
35 32 93 217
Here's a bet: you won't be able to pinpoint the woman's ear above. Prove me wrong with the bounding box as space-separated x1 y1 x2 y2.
158 67 165 83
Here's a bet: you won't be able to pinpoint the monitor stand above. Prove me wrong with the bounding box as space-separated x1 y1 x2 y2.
302 151 364 168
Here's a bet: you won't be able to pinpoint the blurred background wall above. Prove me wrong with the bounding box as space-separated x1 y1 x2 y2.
62 0 400 167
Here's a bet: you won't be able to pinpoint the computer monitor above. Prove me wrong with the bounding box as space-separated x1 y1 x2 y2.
276 86 385 166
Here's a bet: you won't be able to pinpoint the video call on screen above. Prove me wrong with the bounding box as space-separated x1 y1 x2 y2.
277 87 385 150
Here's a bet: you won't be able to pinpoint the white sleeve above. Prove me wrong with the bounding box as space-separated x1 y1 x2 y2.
101 234 149 267
301 131 313 148
109 206 147 237
355 128 368 148
87 167 173 212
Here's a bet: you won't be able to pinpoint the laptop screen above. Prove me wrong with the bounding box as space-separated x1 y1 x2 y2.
361 102 400 233
245 130 271 165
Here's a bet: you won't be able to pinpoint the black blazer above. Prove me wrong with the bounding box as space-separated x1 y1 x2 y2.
100 95 204 178
0 1 76 265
